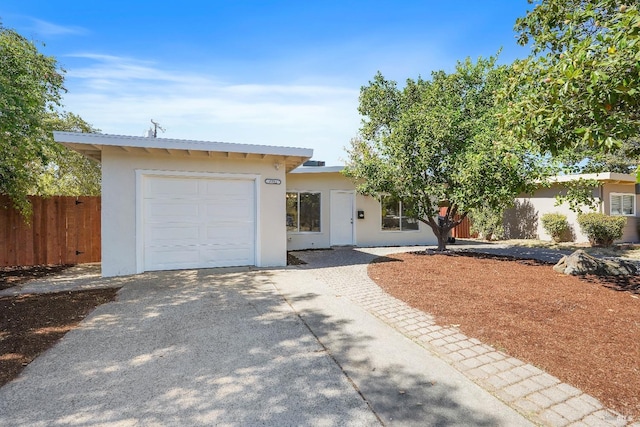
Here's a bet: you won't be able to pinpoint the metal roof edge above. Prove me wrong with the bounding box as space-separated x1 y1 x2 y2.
289 166 346 174
549 172 636 184
53 131 314 158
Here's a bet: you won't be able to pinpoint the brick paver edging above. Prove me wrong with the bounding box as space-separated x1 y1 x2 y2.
292 248 637 427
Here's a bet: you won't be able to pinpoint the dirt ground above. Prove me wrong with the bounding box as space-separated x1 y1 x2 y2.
369 251 640 420
0 255 308 389
0 265 119 387
0 264 73 290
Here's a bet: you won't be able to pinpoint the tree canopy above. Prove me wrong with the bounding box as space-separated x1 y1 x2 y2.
345 56 545 250
0 25 65 215
37 112 101 197
502 0 640 156
0 25 100 217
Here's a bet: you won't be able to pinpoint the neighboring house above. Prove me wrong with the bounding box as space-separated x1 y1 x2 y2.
54 132 436 277
504 173 639 243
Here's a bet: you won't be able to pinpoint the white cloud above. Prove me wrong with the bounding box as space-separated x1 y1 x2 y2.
30 18 87 37
61 54 361 164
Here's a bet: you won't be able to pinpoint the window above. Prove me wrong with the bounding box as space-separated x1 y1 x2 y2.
286 192 321 232
381 195 419 231
610 193 635 216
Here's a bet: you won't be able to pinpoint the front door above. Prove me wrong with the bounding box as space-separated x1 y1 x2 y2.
330 190 355 246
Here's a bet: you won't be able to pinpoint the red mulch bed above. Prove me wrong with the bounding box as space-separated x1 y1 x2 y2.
368 251 640 419
0 288 119 387
0 265 73 290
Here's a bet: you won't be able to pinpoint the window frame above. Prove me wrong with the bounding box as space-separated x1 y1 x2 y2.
286 191 322 233
380 195 420 232
609 192 636 216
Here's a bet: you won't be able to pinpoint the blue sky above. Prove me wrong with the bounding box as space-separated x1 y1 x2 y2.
2 1 534 165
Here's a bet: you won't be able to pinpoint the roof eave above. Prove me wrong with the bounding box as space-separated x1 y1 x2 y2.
289 166 346 174
54 132 312 171
549 172 636 185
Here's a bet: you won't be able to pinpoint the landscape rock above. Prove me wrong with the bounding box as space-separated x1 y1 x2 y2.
553 249 637 276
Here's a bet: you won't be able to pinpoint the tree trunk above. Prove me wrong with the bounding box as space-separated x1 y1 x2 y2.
426 217 454 251
436 231 448 251
423 206 467 252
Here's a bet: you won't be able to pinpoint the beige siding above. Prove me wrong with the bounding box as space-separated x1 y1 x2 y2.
506 182 638 244
601 183 639 242
286 171 436 250
285 173 350 250
102 147 287 277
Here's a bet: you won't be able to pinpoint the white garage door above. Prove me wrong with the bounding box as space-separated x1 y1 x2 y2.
142 175 255 271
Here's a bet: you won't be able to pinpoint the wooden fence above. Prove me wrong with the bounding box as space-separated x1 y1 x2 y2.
450 215 475 239
0 196 101 267
439 207 476 239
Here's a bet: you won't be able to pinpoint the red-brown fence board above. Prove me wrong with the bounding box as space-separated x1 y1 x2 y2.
0 207 7 266
64 197 76 263
438 207 476 239
452 216 475 239
0 195 101 267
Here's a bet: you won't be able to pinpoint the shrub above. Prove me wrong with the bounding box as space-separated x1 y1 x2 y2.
577 213 627 247
469 206 504 241
541 213 571 242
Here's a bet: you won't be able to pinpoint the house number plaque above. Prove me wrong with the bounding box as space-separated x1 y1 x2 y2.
265 178 281 185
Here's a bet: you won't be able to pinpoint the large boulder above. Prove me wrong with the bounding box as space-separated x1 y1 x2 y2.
553 250 637 276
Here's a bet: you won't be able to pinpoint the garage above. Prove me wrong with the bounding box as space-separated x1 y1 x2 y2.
53 131 312 277
142 174 256 271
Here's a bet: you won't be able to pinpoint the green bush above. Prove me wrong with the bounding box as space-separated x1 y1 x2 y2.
469 206 504 241
577 213 627 247
540 213 571 242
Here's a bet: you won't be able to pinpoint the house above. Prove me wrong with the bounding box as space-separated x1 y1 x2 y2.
504 172 639 243
286 165 436 250
54 132 436 277
54 132 311 277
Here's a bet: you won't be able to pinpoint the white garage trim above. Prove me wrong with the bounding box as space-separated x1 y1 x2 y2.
135 169 261 273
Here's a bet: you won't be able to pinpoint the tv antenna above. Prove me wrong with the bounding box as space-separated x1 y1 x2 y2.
150 119 165 138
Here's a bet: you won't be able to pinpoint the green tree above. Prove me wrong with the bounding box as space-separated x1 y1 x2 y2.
579 139 639 174
0 25 65 215
469 204 505 241
37 112 101 196
502 0 640 155
345 57 544 251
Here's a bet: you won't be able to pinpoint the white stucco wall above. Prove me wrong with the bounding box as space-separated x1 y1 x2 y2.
506 182 639 243
101 147 286 277
285 172 348 250
601 183 639 242
286 171 436 250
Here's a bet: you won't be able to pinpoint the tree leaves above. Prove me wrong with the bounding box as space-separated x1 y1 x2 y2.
345 56 544 250
36 112 101 197
0 25 65 216
0 25 100 218
504 1 640 155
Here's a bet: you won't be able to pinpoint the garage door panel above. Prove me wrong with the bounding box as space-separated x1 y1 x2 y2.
145 245 254 271
145 177 200 197
205 201 253 220
200 247 254 266
143 175 256 271
145 247 201 270
144 201 201 221
145 224 200 246
204 179 252 196
204 223 253 243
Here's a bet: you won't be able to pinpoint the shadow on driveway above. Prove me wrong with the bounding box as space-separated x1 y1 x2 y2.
0 266 516 426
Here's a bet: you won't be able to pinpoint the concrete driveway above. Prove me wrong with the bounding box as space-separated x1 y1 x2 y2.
0 262 533 426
